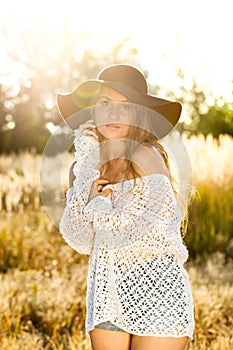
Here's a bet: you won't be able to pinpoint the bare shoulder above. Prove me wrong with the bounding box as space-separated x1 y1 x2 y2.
131 144 169 177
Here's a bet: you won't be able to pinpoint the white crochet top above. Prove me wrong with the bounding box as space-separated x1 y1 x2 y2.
59 130 194 338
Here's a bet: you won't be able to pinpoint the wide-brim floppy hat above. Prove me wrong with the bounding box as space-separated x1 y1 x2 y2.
56 64 182 139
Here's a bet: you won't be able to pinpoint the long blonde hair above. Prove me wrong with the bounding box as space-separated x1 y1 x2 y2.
94 104 172 183
90 90 190 235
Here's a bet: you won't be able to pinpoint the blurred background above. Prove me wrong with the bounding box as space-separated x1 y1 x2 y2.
1 0 233 152
0 1 232 349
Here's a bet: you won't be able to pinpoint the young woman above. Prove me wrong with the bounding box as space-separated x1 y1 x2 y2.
57 64 194 350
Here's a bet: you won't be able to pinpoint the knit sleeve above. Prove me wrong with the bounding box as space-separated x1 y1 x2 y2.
83 174 183 250
72 128 100 173
59 130 100 255
59 184 95 255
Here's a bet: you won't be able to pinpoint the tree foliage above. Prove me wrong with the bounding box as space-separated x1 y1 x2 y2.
192 100 233 138
168 70 233 138
0 22 139 153
0 23 233 153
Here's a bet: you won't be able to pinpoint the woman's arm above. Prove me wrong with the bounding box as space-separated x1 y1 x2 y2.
59 129 100 255
83 174 182 250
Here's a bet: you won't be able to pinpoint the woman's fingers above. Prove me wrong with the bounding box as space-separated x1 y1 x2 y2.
99 188 112 197
79 120 99 141
79 119 96 133
95 178 110 192
95 179 109 184
88 179 112 201
95 179 112 195
88 178 112 202
83 130 99 140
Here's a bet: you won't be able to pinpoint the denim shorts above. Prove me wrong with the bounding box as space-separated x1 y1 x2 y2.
95 321 127 333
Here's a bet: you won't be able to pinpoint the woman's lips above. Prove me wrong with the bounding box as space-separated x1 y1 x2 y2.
106 124 121 129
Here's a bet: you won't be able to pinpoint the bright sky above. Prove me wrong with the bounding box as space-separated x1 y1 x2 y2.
1 0 233 102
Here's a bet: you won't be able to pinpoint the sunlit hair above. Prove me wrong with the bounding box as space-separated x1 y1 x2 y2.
95 107 172 184
89 88 190 235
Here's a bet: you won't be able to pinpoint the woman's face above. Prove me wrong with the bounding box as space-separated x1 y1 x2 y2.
94 86 134 140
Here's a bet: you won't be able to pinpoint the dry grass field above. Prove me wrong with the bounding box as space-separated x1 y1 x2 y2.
0 133 233 349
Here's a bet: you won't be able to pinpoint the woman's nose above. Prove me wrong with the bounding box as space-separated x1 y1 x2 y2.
108 104 121 120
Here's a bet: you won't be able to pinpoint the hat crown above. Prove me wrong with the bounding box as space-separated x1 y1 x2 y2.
97 64 148 94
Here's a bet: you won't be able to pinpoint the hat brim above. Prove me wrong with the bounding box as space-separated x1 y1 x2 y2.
56 80 181 138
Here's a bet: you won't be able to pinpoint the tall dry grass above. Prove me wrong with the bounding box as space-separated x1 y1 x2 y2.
184 133 233 186
0 210 232 349
0 133 233 349
1 133 233 255
2 133 233 211
183 134 233 256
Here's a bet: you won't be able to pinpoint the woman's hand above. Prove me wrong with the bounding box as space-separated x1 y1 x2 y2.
88 178 112 202
79 119 99 141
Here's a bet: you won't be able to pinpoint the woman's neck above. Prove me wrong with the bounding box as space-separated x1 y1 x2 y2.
100 159 143 184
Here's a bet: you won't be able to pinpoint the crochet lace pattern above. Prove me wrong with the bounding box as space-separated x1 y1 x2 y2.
59 129 195 338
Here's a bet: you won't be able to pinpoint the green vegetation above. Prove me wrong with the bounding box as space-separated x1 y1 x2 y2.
1 30 233 154
186 182 233 257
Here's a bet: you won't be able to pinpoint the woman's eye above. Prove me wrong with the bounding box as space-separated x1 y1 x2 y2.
100 100 109 107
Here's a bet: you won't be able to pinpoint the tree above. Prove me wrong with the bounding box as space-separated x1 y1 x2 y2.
193 99 233 138
167 69 233 138
0 20 140 153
